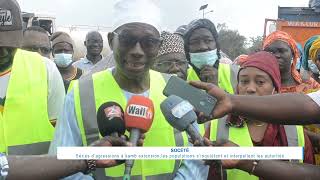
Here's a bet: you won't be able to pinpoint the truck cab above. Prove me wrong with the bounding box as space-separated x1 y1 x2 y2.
264 6 320 45
22 12 56 35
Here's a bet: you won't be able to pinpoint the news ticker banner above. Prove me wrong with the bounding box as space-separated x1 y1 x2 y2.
57 147 303 160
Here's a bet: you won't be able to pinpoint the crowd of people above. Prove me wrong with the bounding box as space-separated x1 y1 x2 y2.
1 0 320 179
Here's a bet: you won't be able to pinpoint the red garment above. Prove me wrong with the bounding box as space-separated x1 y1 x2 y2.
205 123 315 180
280 78 320 94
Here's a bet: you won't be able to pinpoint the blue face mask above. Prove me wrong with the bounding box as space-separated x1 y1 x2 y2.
54 53 73 68
308 60 319 74
189 49 218 69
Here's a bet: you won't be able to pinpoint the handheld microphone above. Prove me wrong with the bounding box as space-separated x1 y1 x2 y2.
160 95 205 146
123 96 154 180
97 102 126 137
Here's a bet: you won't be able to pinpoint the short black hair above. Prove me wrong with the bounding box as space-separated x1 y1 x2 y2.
23 26 48 35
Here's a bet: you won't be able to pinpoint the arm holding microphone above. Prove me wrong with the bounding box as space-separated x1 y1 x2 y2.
161 95 217 180
123 96 154 180
189 81 320 125
4 136 137 180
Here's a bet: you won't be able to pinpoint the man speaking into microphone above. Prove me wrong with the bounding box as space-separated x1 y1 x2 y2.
49 0 210 179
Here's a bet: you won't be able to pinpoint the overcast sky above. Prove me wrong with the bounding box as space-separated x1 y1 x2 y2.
17 0 307 38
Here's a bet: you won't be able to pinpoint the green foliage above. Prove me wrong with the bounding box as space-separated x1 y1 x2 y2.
217 23 263 60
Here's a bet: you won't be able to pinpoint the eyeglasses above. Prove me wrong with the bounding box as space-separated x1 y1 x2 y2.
154 60 188 70
113 32 162 53
23 46 51 55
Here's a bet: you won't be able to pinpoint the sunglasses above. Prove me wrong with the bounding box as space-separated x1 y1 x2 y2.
113 32 161 53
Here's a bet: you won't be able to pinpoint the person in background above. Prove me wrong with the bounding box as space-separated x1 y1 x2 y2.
204 51 314 180
184 19 239 94
50 32 83 91
152 31 188 80
308 36 320 84
301 35 320 83
233 54 248 66
73 31 104 72
263 31 320 94
174 25 188 38
22 26 51 58
152 31 209 136
263 31 320 164
295 42 303 71
0 0 65 156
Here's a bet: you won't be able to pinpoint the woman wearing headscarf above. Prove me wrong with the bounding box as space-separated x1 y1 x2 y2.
233 54 248 66
308 36 320 83
205 51 314 180
50 32 83 92
184 19 238 94
302 35 320 165
263 31 320 93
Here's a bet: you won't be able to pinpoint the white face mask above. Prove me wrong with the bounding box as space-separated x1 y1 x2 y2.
308 60 319 74
54 53 73 68
189 49 218 69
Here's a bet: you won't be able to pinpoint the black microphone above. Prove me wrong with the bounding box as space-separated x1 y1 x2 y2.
160 95 205 146
97 102 126 137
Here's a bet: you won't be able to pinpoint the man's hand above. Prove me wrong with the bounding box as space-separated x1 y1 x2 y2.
199 65 218 85
90 134 145 168
202 138 241 169
189 81 233 123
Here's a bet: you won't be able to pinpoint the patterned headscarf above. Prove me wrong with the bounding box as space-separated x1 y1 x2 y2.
309 37 320 63
157 31 185 57
302 35 320 70
263 31 302 84
234 54 248 66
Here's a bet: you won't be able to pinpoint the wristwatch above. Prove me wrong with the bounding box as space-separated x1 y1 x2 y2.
0 153 9 179
84 159 97 174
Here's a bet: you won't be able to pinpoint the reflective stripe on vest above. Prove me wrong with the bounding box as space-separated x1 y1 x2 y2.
75 70 188 180
210 117 305 180
218 63 239 94
0 49 53 155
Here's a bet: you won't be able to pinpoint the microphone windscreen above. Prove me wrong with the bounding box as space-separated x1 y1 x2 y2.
124 96 154 133
160 95 196 131
97 102 126 136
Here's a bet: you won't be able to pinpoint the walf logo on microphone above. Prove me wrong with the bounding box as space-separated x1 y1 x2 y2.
127 104 153 119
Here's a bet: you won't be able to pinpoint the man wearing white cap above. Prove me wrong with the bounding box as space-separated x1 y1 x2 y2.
0 0 65 156
49 0 208 179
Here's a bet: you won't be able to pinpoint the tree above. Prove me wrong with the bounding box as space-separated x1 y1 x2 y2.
217 23 247 60
247 36 263 54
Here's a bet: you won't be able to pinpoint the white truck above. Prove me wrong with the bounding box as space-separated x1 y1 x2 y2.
22 12 111 60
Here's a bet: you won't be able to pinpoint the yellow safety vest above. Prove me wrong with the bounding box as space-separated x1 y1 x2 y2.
0 49 54 155
209 116 305 180
187 64 239 135
73 70 189 180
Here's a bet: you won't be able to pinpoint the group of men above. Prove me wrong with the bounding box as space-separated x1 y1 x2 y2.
1 0 320 179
